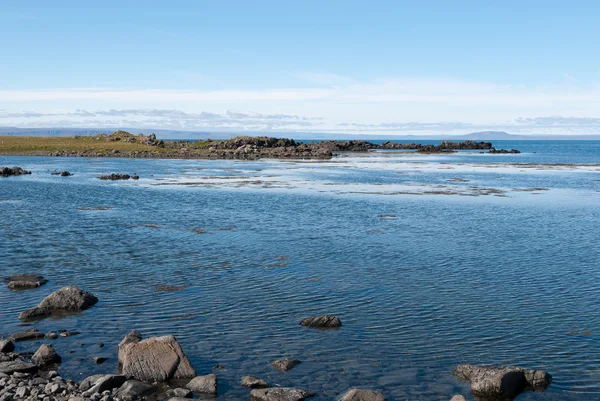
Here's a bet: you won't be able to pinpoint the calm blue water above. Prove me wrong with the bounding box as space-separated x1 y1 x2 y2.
1 141 600 401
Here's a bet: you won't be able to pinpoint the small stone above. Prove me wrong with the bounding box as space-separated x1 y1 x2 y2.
15 387 29 398
271 358 301 372
92 357 107 364
241 375 269 388
45 333 58 340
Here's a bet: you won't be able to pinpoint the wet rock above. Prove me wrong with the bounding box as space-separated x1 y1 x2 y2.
0 166 31 177
32 344 61 366
186 374 217 395
81 375 126 397
449 396 466 401
0 341 14 353
92 357 107 364
4 274 47 290
98 174 131 180
9 329 44 342
45 332 58 340
118 331 196 382
241 375 269 388
79 374 107 392
0 361 37 375
453 364 551 399
488 148 521 154
51 171 72 176
299 315 342 329
164 388 192 398
114 380 157 400
271 359 301 372
59 331 80 338
19 286 98 321
250 388 314 401
131 175 139 180
339 389 386 401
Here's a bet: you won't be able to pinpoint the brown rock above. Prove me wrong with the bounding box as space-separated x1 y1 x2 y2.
186 374 217 394
271 358 301 372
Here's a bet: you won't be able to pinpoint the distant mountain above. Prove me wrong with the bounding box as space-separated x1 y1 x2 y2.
462 131 515 140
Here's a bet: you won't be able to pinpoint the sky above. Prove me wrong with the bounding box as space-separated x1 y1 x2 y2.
1 0 600 135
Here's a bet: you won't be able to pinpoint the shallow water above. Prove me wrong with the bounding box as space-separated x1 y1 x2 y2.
1 141 600 401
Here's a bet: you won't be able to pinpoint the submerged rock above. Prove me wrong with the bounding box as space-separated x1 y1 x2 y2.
32 344 61 366
19 286 98 321
98 173 131 180
0 166 31 176
186 374 217 395
4 274 47 290
51 171 73 176
241 375 269 388
453 364 551 399
9 329 45 342
250 388 314 401
271 358 301 372
339 389 386 401
164 388 192 398
118 331 196 382
299 315 342 329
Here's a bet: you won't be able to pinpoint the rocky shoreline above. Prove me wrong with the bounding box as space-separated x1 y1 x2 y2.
0 131 520 161
2 276 552 401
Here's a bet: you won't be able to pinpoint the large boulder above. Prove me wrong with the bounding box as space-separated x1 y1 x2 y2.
250 388 314 401
32 344 61 366
299 315 342 329
0 360 38 374
186 374 217 395
453 364 551 399
19 286 98 321
4 274 47 290
339 389 386 401
118 331 196 382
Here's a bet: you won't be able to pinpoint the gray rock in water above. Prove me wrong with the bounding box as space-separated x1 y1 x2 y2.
19 286 98 321
32 344 61 366
186 374 217 395
299 316 342 329
9 329 45 342
4 274 47 289
0 340 15 353
82 375 127 397
164 388 192 398
453 364 552 399
0 360 38 374
271 358 301 372
45 332 59 340
241 375 269 388
449 396 466 401
339 389 386 401
114 380 157 400
118 331 196 382
250 388 314 401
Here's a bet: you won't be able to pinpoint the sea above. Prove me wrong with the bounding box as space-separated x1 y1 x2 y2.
1 140 599 401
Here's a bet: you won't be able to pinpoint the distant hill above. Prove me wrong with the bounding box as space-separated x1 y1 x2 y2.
462 131 515 140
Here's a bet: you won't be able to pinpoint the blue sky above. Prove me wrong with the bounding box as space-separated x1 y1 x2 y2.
1 0 600 134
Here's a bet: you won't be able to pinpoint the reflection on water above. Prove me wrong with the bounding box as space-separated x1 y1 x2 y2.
1 145 600 401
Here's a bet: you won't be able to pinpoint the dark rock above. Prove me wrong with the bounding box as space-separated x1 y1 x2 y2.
114 380 157 400
0 340 15 353
19 286 99 321
98 173 131 180
92 357 107 364
32 344 61 366
299 315 342 329
164 388 192 398
241 375 269 388
97 343 104 348
453 364 551 399
339 389 386 401
45 332 58 340
271 358 301 372
82 375 126 397
4 274 47 290
250 388 314 401
51 171 72 176
0 361 38 375
9 329 44 342
117 331 196 382
186 374 217 395
0 166 31 177
131 175 139 180
488 148 521 154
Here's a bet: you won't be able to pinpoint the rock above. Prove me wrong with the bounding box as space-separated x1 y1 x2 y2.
114 380 157 400
98 174 130 180
19 286 98 321
118 332 196 382
79 374 107 392
4 274 47 290
250 388 314 401
0 166 31 177
186 374 217 395
9 329 45 342
32 344 61 366
45 332 58 340
51 171 72 176
164 388 192 398
299 316 342 329
82 375 126 397
14 387 29 398
271 359 301 372
131 175 139 180
449 396 466 401
339 389 386 401
92 357 107 364
0 340 14 353
453 364 551 399
59 331 80 337
167 398 193 401
0 361 37 375
241 375 269 388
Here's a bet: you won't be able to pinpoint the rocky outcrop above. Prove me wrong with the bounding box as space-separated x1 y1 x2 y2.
186 374 217 395
0 166 31 176
271 358 301 372
51 171 73 176
250 388 314 401
488 148 521 154
118 331 196 382
4 274 47 290
299 315 342 329
19 286 98 321
339 389 386 401
241 375 269 388
98 173 132 180
453 364 551 399
31 344 61 366
438 140 492 150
